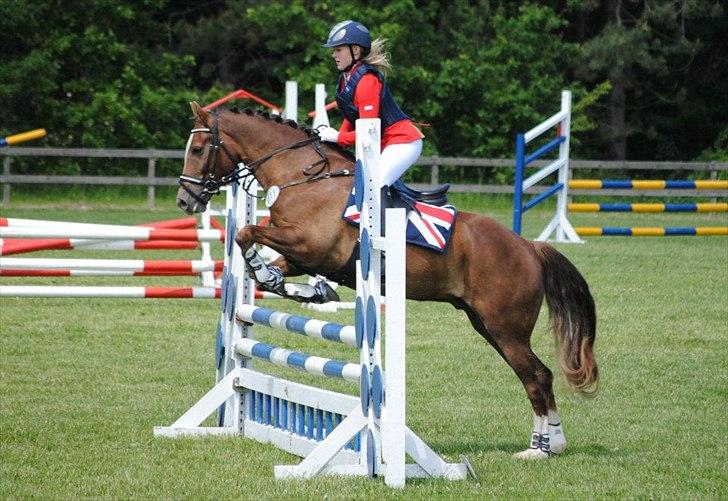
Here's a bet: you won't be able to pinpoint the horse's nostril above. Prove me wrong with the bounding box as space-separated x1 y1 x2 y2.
177 199 191 214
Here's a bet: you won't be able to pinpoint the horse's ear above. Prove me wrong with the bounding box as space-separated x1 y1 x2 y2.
190 101 210 126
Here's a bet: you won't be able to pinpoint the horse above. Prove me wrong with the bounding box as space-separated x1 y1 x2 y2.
177 102 598 459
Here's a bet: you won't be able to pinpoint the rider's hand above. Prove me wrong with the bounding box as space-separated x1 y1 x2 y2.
316 125 339 143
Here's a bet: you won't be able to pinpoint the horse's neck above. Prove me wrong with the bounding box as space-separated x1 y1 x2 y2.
225 118 288 187
238 120 340 190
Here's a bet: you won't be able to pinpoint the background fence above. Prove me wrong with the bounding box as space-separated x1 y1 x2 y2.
1 147 726 207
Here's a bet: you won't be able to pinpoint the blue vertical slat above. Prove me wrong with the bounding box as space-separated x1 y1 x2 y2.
257 392 264 423
513 133 526 234
281 399 288 430
249 391 256 421
265 394 272 425
325 412 333 436
306 407 314 440
273 397 279 428
299 404 306 436
316 409 324 441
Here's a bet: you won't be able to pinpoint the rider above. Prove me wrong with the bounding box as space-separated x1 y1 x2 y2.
317 20 424 187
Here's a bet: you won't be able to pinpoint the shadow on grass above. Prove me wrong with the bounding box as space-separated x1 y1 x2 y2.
434 439 623 459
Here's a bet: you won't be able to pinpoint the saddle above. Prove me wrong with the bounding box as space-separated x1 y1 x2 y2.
387 179 450 208
335 179 456 286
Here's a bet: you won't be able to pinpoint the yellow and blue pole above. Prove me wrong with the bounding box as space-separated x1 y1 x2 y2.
569 202 728 213
0 128 47 147
569 179 728 190
575 226 728 236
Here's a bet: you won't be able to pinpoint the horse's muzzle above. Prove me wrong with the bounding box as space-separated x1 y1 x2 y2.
176 187 208 214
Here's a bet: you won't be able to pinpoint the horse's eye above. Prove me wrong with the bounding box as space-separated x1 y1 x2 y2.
191 145 203 155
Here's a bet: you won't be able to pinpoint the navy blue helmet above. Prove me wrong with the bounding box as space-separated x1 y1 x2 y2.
322 20 371 49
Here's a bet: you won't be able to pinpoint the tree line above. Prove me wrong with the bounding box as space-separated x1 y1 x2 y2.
2 0 725 178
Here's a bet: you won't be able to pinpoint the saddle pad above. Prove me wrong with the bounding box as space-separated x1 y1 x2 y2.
342 193 457 253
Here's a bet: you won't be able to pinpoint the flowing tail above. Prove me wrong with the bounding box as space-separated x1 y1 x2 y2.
533 242 599 395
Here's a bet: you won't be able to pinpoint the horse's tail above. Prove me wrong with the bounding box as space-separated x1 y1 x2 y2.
533 242 599 396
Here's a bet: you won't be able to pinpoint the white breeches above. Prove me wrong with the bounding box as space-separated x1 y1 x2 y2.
379 139 423 187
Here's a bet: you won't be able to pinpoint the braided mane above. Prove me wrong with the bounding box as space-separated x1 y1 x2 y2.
223 106 354 160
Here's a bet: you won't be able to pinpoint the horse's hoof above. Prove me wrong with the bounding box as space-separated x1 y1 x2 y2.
514 432 552 459
513 448 550 460
311 280 340 304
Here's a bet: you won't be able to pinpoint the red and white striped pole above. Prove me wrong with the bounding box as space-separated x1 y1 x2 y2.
0 217 201 256
0 226 224 242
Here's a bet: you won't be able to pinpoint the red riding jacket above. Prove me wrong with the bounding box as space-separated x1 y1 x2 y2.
335 63 423 149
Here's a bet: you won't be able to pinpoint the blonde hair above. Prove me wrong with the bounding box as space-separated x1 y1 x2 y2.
362 38 391 73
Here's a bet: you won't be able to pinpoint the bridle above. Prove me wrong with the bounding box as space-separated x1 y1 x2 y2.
179 109 351 205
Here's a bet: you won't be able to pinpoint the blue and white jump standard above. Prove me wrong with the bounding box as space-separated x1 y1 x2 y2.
512 90 727 240
512 90 581 243
154 119 469 488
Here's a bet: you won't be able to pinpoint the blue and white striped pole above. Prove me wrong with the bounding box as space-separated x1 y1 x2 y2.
236 304 356 346
235 338 360 382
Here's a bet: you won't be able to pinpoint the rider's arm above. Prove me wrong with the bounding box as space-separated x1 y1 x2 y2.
336 73 382 147
338 118 353 141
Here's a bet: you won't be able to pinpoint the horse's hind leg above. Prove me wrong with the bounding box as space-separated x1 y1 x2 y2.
503 346 564 459
461 302 564 458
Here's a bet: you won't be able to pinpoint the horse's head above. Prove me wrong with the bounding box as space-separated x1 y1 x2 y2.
177 102 354 214
177 102 243 214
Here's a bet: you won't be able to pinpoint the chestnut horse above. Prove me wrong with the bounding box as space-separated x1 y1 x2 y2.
177 102 598 459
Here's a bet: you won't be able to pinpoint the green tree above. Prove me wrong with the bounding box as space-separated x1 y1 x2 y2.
172 0 573 161
0 0 198 163
2 0 722 172
575 0 726 160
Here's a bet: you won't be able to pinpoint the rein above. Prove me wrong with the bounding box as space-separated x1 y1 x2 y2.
179 110 351 203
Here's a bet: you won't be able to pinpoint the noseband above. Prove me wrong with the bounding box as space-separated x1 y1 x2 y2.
179 110 336 204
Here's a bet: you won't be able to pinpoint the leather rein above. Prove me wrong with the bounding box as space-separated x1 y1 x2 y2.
178 110 352 204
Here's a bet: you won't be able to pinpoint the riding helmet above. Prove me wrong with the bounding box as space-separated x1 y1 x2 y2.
322 20 371 49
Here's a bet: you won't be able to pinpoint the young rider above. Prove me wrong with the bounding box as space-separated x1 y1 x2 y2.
317 20 424 187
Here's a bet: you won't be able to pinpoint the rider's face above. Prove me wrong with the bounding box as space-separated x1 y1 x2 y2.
331 45 361 71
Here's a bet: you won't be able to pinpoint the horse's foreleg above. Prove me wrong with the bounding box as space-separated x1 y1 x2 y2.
266 255 306 277
234 224 339 304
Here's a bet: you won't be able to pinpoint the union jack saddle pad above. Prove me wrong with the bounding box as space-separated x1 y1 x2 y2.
341 191 458 253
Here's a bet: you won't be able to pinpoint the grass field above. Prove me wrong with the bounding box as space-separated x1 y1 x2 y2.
1 193 727 499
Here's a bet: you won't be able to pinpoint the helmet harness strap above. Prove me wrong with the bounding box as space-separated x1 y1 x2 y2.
344 44 370 73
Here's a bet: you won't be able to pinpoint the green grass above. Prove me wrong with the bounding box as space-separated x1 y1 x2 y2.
3 184 183 208
1 194 727 499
